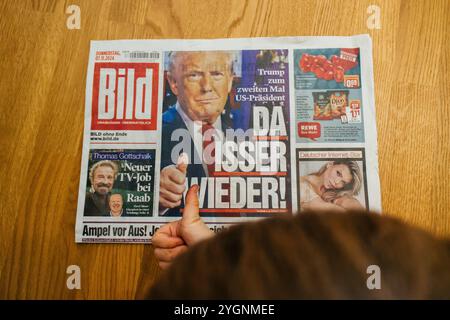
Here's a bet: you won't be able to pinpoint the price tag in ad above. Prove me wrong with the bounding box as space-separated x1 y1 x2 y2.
346 100 362 123
344 75 360 88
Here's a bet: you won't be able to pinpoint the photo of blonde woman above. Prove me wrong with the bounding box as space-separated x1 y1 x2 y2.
299 160 366 212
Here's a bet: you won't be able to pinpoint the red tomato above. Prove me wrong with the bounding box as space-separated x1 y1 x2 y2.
300 60 311 72
315 67 326 79
301 54 311 63
316 55 327 64
310 63 320 73
324 70 334 80
333 66 345 82
333 65 344 73
299 54 313 72
330 55 340 65
304 54 314 64
323 60 334 72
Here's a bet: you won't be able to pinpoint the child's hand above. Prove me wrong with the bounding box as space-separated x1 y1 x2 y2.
152 185 214 269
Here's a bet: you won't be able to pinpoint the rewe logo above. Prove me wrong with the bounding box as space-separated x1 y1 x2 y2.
92 62 159 130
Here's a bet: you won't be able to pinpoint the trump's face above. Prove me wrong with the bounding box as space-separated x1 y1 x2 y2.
168 51 234 124
109 194 123 215
92 165 115 195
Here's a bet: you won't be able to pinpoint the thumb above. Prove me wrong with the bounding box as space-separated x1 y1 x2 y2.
182 185 200 223
176 152 188 175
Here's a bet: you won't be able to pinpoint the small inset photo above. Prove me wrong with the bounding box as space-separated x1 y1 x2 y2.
296 148 368 212
83 149 155 217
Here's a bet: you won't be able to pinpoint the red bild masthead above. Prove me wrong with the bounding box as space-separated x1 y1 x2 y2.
91 62 159 131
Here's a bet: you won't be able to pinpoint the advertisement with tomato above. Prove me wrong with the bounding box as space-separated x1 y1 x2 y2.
294 48 364 143
295 48 361 89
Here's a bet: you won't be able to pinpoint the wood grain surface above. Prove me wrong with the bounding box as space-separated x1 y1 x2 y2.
0 0 448 299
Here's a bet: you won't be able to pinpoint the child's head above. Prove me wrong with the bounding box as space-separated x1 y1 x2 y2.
148 210 450 299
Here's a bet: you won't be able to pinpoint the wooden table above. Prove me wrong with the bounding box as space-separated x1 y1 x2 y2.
0 0 448 299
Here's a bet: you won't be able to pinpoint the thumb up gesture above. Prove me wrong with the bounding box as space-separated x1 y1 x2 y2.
159 153 189 209
152 185 214 269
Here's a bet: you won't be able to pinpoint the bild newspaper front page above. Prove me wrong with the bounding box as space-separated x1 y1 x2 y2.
75 35 381 243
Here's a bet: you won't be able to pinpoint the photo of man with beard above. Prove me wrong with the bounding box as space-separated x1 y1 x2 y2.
84 160 119 216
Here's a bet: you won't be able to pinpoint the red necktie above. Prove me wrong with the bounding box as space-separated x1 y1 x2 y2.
202 123 216 177
202 123 230 204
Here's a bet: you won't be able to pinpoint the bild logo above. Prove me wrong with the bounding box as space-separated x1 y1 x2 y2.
92 62 159 130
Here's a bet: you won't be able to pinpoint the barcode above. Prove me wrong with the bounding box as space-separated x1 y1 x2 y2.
129 51 160 59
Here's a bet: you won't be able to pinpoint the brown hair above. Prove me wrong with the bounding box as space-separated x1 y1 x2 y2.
148 211 450 299
89 160 119 183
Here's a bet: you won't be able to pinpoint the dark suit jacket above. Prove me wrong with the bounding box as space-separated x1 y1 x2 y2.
84 192 110 217
160 105 233 216
110 209 131 217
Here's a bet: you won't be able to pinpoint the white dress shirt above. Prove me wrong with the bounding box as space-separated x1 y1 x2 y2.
175 102 222 177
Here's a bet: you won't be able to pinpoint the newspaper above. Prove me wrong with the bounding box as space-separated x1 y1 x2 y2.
75 35 381 243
